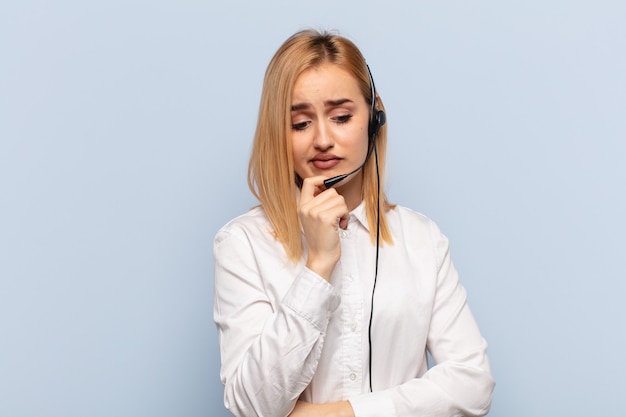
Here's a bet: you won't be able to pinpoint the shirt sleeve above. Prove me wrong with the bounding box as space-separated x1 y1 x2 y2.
213 227 341 417
348 221 495 417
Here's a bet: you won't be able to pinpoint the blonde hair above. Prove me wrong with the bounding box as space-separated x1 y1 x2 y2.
248 29 394 261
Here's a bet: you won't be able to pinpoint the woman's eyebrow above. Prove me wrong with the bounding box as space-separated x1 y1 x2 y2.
324 98 353 107
291 98 355 112
291 102 310 111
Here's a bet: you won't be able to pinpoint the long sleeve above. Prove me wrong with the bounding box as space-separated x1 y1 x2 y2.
213 220 341 417
347 220 495 417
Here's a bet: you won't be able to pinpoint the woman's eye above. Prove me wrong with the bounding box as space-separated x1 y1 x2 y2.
291 121 310 131
333 114 352 124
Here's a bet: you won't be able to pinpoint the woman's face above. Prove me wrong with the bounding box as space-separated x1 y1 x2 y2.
290 63 370 206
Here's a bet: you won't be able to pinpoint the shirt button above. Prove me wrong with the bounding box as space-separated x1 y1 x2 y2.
346 273 354 282
350 321 357 332
340 230 348 239
349 373 357 381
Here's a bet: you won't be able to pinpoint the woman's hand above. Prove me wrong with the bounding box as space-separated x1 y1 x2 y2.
288 400 355 417
298 176 349 281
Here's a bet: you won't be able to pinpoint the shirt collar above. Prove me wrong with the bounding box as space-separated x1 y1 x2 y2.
350 200 370 232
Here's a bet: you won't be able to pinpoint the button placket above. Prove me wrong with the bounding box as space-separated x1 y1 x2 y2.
350 320 358 332
338 217 364 395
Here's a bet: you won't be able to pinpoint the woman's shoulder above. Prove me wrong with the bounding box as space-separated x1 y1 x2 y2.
385 205 452 266
389 204 438 228
214 206 272 245
387 204 447 242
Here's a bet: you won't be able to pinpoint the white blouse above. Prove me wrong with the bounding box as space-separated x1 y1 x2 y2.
213 202 494 417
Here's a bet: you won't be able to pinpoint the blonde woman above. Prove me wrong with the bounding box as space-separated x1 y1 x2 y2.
214 29 494 417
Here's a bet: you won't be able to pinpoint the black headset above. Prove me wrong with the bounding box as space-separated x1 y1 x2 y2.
367 64 386 141
366 63 383 394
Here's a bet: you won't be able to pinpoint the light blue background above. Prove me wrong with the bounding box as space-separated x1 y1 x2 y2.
1 1 625 416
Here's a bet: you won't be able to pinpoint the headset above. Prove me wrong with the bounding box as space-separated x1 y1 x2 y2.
367 66 387 141
323 64 385 393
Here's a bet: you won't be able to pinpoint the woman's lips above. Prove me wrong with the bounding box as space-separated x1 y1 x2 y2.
311 155 341 169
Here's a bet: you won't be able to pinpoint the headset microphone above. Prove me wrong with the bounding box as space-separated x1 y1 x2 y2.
323 66 386 189
323 144 374 188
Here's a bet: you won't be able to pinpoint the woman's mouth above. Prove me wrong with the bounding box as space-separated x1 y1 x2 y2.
311 154 342 169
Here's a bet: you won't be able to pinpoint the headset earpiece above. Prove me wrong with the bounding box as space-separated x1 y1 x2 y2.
366 64 385 141
369 109 386 140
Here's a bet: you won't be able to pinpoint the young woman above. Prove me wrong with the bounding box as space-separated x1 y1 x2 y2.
213 29 495 417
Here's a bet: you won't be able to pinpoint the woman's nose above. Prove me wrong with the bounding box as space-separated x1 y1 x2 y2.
313 121 334 150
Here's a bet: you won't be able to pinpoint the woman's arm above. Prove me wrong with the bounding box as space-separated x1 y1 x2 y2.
215 177 350 416
288 400 355 417
347 222 495 417
214 228 340 417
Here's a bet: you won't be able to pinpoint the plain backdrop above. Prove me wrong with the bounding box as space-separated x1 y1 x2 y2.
1 1 625 416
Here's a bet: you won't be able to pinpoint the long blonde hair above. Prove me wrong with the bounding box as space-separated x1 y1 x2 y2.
248 29 394 261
